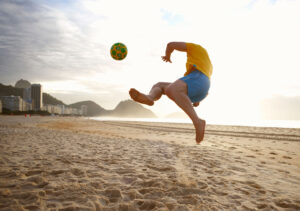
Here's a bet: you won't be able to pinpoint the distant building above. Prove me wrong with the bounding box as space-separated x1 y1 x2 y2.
0 100 2 114
31 84 43 111
81 105 88 116
42 104 62 115
41 104 85 116
22 100 32 111
60 105 65 115
23 87 31 103
0 96 28 111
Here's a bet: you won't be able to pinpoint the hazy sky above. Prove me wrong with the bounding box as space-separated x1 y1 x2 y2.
0 0 299 122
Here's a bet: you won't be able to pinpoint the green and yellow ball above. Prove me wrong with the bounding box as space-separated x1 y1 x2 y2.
110 42 128 60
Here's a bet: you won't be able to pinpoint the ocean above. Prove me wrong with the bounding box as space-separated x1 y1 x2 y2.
90 116 300 129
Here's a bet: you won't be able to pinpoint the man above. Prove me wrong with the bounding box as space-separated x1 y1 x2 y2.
129 42 212 144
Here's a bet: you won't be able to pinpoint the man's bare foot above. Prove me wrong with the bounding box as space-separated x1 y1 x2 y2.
129 88 154 106
195 119 206 144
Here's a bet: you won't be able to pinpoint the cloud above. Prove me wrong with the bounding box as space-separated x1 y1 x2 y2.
0 0 108 84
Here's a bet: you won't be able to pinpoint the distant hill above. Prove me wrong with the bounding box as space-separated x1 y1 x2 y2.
0 83 23 96
15 79 31 88
68 100 156 118
0 83 65 105
110 100 156 118
43 93 65 106
69 100 107 117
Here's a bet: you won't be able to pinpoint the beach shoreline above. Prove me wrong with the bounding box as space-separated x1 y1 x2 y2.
0 116 299 210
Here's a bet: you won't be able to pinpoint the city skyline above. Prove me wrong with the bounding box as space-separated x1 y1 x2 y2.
0 80 88 116
0 80 154 118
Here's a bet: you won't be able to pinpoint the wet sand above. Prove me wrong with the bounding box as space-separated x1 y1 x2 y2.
0 116 300 210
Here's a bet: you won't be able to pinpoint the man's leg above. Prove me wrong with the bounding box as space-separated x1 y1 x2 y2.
129 82 171 106
165 80 206 144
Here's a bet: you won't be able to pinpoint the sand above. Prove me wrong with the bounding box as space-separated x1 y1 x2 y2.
0 116 299 211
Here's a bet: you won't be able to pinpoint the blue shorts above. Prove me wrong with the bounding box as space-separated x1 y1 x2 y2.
179 70 210 103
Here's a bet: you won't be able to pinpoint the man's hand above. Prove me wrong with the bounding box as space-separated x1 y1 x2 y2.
193 102 200 107
162 42 186 63
161 55 172 63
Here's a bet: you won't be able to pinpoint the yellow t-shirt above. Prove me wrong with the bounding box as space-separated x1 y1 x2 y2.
185 43 213 79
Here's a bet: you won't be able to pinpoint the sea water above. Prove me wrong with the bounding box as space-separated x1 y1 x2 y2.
90 116 300 129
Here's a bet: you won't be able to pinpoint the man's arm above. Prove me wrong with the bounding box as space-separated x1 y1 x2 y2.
162 42 187 63
167 42 187 52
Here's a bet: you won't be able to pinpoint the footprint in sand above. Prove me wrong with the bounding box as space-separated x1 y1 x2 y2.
211 187 228 196
71 168 86 177
274 198 300 210
26 175 49 188
25 170 43 177
229 166 247 173
134 199 165 210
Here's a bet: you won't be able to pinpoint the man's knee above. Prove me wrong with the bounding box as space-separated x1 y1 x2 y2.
152 82 169 94
151 82 163 91
152 82 162 88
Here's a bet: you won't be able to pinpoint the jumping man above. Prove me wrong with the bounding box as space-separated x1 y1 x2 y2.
129 42 213 144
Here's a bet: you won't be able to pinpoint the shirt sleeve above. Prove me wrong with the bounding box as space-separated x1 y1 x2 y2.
186 43 193 54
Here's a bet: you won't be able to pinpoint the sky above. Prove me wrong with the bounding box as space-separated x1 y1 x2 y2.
0 0 300 123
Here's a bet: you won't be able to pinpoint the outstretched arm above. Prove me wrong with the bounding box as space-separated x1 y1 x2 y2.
162 42 187 63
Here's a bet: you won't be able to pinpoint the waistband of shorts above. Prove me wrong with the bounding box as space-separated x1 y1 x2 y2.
192 69 209 78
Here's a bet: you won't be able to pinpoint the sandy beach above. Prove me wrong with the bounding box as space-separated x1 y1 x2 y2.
0 116 299 210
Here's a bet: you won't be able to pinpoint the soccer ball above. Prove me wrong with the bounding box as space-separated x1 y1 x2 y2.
110 42 127 60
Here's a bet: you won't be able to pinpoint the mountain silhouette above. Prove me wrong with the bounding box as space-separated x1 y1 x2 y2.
15 79 31 89
0 83 23 97
69 99 156 118
110 100 156 118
